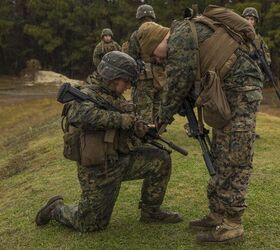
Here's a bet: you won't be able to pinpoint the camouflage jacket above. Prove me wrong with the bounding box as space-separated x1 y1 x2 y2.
128 30 141 62
67 76 141 152
252 32 271 65
93 41 121 68
159 19 264 128
128 28 166 84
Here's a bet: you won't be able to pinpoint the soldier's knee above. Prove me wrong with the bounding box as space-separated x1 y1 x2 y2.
159 151 172 174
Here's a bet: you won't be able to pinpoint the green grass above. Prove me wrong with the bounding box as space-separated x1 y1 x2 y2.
0 97 280 250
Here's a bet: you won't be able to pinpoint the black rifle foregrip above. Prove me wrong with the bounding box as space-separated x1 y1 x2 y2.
168 141 188 156
203 152 216 176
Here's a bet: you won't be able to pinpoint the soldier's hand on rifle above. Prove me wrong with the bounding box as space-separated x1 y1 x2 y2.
121 114 135 130
134 120 150 138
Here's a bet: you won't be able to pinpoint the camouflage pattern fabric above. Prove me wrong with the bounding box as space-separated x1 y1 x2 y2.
53 146 171 232
128 31 141 62
128 29 166 123
93 41 121 68
207 93 259 218
132 78 163 122
160 20 263 218
254 33 271 65
52 77 172 232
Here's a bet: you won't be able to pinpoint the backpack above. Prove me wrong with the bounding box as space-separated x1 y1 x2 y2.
189 5 254 129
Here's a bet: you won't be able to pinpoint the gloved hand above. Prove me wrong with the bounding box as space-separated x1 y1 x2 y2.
134 120 150 138
121 114 135 130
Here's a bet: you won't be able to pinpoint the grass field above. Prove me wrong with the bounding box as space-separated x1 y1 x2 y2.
0 96 280 250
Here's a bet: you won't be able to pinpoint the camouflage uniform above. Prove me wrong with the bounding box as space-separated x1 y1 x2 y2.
49 57 173 232
159 19 263 219
128 5 166 123
93 41 121 68
242 7 271 67
92 29 121 68
254 33 271 65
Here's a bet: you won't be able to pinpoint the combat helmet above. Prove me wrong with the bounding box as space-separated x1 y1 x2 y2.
101 28 113 37
136 4 156 20
242 7 259 22
97 51 139 85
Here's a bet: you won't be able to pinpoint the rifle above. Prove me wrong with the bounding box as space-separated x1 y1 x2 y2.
182 99 216 176
251 41 280 100
57 83 188 156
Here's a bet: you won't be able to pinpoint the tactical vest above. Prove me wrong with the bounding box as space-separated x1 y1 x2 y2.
61 85 135 167
187 5 255 128
135 30 167 90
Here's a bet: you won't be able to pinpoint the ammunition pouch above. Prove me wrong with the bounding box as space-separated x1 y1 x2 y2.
63 125 81 162
196 71 232 129
80 129 118 167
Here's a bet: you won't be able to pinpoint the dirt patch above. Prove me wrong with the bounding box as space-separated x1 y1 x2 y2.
34 70 84 86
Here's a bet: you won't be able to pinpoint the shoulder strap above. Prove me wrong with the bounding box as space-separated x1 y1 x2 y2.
188 20 204 133
188 20 201 82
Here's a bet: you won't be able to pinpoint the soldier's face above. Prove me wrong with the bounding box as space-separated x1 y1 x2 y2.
245 16 256 27
114 79 131 95
153 32 170 63
103 35 112 42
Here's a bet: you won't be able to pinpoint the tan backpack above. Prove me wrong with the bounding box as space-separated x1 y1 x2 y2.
190 5 255 129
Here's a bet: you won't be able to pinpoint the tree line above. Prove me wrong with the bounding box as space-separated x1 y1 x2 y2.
0 0 279 80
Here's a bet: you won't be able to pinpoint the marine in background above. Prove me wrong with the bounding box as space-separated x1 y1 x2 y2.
243 7 271 139
242 7 271 66
128 4 167 123
92 28 121 68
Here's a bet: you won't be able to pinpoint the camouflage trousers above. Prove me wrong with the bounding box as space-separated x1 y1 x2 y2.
132 79 163 123
207 100 259 218
53 146 171 232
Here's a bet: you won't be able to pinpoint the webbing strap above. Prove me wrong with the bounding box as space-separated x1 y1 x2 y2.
188 20 201 82
188 20 204 133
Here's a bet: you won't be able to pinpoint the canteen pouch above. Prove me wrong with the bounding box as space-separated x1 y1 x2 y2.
196 71 232 129
63 126 81 162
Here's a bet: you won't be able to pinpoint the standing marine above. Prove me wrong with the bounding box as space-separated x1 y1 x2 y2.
138 5 264 244
242 7 271 139
128 4 167 123
35 51 182 233
92 28 121 68
242 7 271 66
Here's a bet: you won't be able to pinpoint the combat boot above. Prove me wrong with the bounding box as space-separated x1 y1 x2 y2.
35 195 64 226
140 204 183 223
196 217 244 244
189 212 223 230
